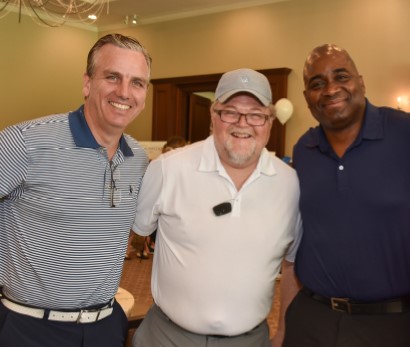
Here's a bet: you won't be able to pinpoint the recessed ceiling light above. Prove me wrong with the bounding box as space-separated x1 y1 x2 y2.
131 14 137 25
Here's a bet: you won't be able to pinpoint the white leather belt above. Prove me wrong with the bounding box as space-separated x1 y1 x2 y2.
1 298 113 323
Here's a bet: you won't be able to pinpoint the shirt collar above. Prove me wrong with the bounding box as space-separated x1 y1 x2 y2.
305 99 384 151
68 105 134 157
359 100 384 141
198 135 276 176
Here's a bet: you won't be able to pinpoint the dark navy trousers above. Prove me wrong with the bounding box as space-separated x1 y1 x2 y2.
0 300 128 347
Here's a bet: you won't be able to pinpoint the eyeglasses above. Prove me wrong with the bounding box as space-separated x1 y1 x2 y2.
109 165 121 208
213 109 271 126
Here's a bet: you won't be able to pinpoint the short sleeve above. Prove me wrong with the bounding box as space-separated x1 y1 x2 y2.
0 126 28 198
285 213 303 263
132 157 164 236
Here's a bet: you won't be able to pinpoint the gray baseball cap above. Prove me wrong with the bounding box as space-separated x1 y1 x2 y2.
215 68 272 106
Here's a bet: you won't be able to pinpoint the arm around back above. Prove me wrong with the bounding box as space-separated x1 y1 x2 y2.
271 260 301 347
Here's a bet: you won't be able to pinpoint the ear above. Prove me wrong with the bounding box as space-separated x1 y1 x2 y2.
303 89 315 114
359 75 366 94
303 89 308 101
209 113 216 133
83 73 91 98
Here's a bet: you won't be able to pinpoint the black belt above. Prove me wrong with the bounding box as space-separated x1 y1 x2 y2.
301 287 410 315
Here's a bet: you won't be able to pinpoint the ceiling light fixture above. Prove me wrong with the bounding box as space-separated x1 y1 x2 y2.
131 14 137 25
124 14 137 26
0 0 110 27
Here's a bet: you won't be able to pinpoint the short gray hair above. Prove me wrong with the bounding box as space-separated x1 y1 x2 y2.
86 33 152 79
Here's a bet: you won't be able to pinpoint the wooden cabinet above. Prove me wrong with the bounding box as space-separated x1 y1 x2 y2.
151 68 291 158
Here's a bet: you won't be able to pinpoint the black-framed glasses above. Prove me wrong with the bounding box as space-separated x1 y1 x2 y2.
213 109 271 126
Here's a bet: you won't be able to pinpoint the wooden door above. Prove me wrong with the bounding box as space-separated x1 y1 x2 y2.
188 93 212 143
151 83 187 140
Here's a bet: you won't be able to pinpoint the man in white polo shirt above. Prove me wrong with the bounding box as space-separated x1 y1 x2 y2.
132 68 302 347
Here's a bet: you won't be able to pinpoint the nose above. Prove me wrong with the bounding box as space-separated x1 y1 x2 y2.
323 80 341 96
237 113 249 126
117 80 130 99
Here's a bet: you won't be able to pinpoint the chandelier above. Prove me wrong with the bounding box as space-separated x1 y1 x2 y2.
0 0 110 27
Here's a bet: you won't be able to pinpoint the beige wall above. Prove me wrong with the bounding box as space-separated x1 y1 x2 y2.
0 15 96 129
2 0 410 157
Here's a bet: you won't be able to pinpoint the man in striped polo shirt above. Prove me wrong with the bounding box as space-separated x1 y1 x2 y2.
0 34 151 346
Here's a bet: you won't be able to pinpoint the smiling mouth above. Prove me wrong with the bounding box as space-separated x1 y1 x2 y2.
231 132 252 139
323 98 346 108
110 101 131 110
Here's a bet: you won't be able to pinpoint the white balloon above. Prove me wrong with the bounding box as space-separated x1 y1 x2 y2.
275 98 293 124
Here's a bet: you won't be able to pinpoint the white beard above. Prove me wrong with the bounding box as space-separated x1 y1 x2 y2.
224 137 257 166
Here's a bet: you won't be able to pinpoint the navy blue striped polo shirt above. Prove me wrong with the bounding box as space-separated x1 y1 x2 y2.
0 106 148 309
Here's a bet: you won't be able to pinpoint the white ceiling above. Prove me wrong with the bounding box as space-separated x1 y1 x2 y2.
96 0 288 30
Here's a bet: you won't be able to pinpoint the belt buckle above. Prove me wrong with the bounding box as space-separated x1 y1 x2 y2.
76 309 102 323
331 297 351 313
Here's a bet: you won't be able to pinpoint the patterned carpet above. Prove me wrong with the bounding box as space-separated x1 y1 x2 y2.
120 235 281 346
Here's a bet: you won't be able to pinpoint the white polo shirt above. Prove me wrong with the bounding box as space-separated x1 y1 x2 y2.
133 136 301 336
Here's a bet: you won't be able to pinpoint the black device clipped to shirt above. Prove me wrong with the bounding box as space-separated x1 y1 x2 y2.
213 202 232 216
